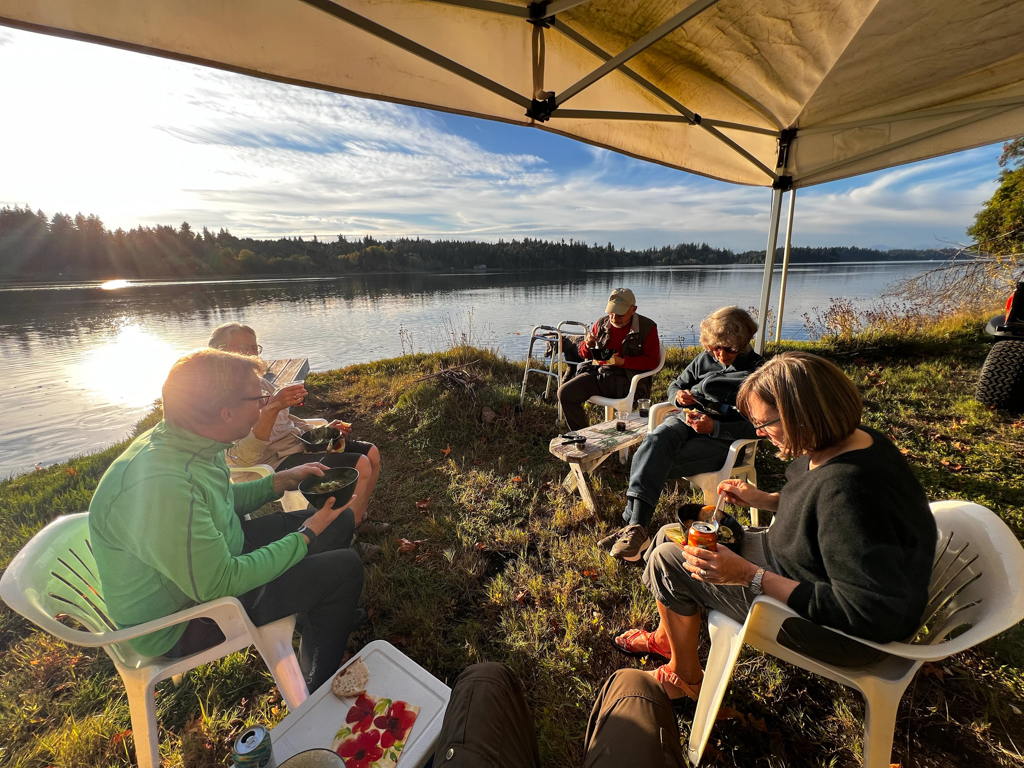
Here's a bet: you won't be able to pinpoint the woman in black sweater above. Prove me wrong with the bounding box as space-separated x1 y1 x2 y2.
614 352 937 704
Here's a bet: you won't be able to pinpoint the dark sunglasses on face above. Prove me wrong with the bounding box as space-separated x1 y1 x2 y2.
710 346 739 355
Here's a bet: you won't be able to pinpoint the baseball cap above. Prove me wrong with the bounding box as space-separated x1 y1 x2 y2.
606 288 636 315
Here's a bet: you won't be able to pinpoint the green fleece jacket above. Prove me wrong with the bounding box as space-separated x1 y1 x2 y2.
88 420 307 657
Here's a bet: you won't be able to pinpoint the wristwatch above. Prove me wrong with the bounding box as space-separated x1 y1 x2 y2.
749 567 766 595
297 525 317 545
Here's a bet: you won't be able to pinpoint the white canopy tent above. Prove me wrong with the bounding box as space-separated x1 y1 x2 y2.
3 0 1023 349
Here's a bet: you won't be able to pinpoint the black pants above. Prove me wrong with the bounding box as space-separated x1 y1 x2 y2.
166 509 364 692
431 663 685 768
557 369 632 432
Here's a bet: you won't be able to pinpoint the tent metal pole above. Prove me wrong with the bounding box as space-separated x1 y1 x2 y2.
773 189 796 344
754 188 783 354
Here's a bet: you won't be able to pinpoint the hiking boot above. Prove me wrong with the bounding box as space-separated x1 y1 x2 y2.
610 525 651 562
598 526 626 550
354 519 392 538
354 542 383 564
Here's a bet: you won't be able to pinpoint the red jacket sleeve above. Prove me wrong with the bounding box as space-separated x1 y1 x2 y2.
620 324 660 371
579 320 600 359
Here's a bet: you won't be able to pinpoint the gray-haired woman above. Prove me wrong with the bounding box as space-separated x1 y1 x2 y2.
604 307 762 562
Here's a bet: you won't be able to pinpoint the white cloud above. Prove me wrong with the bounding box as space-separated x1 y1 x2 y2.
0 26 1004 250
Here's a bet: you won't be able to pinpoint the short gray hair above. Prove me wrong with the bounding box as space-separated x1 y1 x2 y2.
208 322 256 350
699 307 758 352
163 348 265 430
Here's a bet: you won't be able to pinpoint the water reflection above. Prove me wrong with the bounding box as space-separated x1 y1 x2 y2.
0 263 936 477
73 323 182 408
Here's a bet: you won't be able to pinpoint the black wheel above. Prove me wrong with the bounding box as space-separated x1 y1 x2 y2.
976 340 1024 413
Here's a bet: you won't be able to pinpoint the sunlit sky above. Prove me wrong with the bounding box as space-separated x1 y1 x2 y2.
0 25 1006 251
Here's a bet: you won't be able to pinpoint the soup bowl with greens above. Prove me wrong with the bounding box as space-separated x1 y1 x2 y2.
298 467 359 509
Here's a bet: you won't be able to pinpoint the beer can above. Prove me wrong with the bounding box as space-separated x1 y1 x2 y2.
233 725 276 768
688 521 718 551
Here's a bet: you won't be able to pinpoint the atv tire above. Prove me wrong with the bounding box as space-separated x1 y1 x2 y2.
976 340 1024 413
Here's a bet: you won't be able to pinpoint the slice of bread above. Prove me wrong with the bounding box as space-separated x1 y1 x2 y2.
331 657 370 699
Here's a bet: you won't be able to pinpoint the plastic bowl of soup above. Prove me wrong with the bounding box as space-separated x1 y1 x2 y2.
298 467 359 509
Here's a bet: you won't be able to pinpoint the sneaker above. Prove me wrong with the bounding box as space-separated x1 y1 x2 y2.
598 526 626 550
610 525 651 562
354 519 392 538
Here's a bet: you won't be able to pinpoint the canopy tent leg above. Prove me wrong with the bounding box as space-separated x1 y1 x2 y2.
773 189 797 344
753 188 783 354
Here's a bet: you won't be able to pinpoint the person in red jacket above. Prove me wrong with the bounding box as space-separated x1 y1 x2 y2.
557 288 661 431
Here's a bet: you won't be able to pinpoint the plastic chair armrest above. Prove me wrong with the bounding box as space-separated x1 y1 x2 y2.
53 597 252 648
230 464 275 480
648 401 677 431
746 596 965 662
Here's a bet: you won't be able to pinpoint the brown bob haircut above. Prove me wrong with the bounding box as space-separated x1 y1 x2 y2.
700 306 758 352
163 348 265 431
737 351 862 458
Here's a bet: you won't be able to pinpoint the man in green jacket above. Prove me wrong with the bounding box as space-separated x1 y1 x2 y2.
89 348 364 692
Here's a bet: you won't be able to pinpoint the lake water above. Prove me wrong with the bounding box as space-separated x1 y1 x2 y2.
0 261 936 478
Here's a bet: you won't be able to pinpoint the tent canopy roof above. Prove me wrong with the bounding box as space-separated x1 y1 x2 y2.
2 0 1022 188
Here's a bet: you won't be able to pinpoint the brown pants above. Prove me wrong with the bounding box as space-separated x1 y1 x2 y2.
431 664 684 768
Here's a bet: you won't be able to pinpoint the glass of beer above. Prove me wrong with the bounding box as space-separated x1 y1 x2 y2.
637 398 651 417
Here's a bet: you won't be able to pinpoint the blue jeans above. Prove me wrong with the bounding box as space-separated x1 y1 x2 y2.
624 414 731 527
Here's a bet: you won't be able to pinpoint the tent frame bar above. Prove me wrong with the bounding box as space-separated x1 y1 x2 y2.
796 105 1015 185
301 0 532 109
548 108 779 136
754 187 784 354
553 0 719 108
540 0 593 16
774 189 796 344
550 20 777 180
797 95 1024 136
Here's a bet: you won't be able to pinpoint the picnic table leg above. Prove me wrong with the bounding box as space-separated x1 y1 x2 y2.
569 462 598 513
563 469 578 493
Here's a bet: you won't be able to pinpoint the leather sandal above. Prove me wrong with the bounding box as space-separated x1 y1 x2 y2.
653 664 702 703
612 628 671 661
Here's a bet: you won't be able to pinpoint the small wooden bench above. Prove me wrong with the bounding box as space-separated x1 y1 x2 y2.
263 358 310 386
549 413 648 514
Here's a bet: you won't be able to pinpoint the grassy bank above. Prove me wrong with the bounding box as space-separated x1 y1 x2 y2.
2 315 1024 767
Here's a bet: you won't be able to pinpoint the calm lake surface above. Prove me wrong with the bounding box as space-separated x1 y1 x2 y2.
0 262 937 478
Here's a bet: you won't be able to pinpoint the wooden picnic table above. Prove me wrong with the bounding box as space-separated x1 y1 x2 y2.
263 358 310 386
549 413 648 514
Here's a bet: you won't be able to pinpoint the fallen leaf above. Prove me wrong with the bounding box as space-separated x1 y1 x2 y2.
515 589 530 604
1010 704 1022 715
110 729 132 746
582 568 598 581
474 542 487 551
940 459 964 472
374 400 384 407
716 707 746 723
512 476 523 483
748 715 768 732
414 551 432 564
441 444 452 457
65 468 78 476
922 662 945 683
415 498 430 511
398 538 420 553
481 435 489 443
539 481 552 492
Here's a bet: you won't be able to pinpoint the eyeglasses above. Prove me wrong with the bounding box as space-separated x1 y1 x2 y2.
710 346 738 355
750 415 781 430
238 393 272 407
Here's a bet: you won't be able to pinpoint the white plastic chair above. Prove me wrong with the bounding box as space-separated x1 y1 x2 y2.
687 500 1024 767
0 513 309 768
648 401 761 521
588 344 668 421
587 344 667 462
229 418 329 513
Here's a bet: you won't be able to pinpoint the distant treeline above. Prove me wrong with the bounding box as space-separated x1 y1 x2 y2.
0 205 951 281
